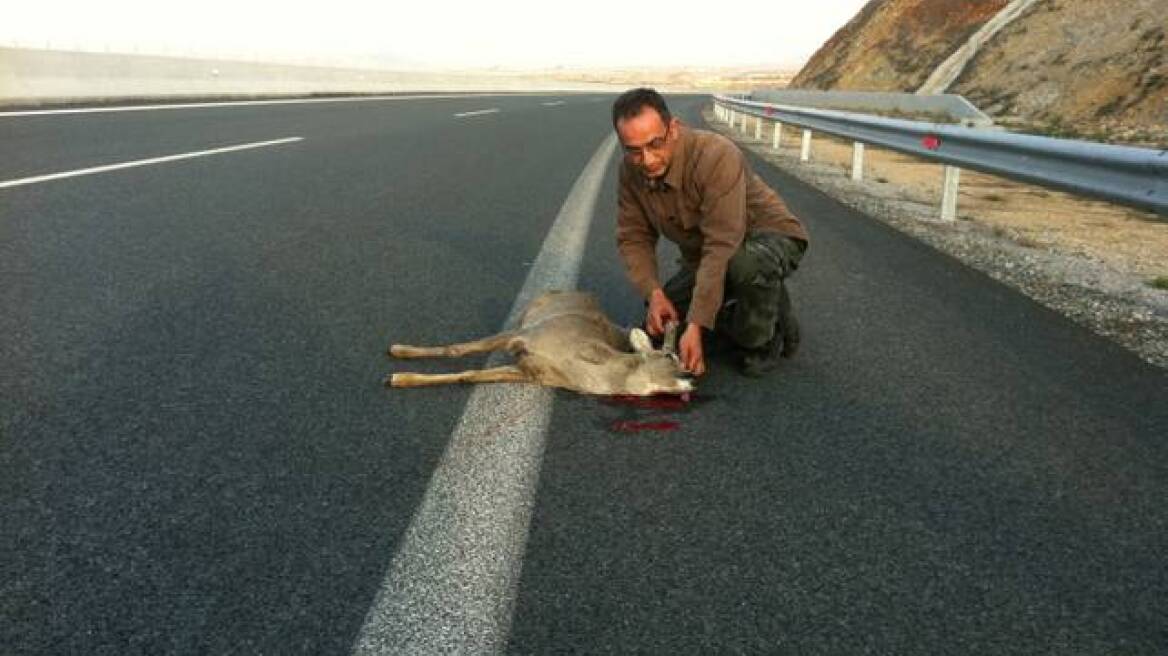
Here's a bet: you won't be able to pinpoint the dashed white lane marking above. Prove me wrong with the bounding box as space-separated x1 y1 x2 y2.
0 94 509 117
541 101 566 107
352 132 618 655
453 108 501 118
0 137 304 189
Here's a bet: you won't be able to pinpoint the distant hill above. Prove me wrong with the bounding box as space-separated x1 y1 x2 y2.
790 0 1168 143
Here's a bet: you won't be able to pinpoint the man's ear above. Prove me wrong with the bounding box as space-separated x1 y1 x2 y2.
629 327 654 354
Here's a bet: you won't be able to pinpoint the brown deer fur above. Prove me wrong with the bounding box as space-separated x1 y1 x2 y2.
386 291 694 396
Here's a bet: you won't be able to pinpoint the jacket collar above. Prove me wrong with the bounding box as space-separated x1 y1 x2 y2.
662 123 688 190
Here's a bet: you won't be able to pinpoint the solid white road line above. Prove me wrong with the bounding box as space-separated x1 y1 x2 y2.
453 108 501 118
352 133 618 655
0 137 304 189
0 94 506 117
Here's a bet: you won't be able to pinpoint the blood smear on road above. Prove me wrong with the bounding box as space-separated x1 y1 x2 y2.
604 393 692 433
610 419 682 433
604 393 691 411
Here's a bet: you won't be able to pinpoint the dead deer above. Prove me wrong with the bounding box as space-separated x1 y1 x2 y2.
386 290 695 396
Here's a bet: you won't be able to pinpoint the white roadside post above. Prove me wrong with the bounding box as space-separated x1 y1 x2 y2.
754 116 762 140
773 121 783 150
941 165 961 221
728 110 735 129
800 129 812 162
851 142 865 181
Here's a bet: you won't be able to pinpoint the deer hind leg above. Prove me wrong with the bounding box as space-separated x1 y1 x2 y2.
385 365 531 388
388 331 518 359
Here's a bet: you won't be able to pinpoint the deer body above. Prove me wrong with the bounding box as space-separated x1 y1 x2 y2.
387 291 693 396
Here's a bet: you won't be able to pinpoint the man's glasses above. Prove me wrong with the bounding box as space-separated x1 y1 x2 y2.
622 124 671 161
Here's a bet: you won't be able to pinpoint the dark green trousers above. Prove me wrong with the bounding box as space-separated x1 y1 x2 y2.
663 232 806 350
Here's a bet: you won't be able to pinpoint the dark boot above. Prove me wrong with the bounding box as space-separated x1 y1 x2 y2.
740 331 783 377
739 282 800 376
777 282 800 358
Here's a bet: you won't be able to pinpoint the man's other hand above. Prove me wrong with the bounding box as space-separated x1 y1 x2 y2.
646 288 680 337
679 322 706 376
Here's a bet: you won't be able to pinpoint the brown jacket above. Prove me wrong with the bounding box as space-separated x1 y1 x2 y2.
616 124 809 330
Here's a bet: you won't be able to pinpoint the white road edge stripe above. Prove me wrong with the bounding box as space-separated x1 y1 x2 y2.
0 137 303 189
454 108 501 118
352 133 618 655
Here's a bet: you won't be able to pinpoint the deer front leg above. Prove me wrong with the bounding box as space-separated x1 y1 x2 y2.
388 331 518 359
385 365 532 388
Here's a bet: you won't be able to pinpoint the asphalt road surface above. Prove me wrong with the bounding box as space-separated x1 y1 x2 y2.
2 93 1166 655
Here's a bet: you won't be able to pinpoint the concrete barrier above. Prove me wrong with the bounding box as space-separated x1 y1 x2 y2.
0 48 623 106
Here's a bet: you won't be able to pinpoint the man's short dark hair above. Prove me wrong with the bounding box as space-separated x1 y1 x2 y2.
612 87 672 130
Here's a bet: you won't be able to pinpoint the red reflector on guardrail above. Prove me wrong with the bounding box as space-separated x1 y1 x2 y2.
923 135 941 150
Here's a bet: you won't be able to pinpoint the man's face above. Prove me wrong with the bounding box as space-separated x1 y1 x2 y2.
616 107 679 179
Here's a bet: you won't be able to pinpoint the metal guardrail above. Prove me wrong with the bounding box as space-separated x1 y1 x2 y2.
747 89 993 127
714 95 1167 219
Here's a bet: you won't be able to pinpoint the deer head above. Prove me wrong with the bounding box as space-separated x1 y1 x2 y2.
622 321 694 396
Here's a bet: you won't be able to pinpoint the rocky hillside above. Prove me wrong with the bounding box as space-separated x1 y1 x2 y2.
790 0 1009 91
952 0 1166 141
791 0 1168 142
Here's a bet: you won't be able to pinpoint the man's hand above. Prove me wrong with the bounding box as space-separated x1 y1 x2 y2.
646 288 680 337
679 322 706 376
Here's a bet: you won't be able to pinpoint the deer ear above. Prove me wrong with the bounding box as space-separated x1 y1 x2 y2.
629 328 653 354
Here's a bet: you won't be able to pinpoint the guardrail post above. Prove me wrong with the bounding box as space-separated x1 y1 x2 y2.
754 117 762 140
801 129 812 162
851 142 865 181
773 121 783 149
941 165 961 221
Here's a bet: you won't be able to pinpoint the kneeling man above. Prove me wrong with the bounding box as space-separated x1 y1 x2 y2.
613 87 809 377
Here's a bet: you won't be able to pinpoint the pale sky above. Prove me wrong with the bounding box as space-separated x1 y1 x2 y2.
2 1 869 70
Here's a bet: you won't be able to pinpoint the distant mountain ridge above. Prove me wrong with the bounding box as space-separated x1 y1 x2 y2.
790 0 1168 143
